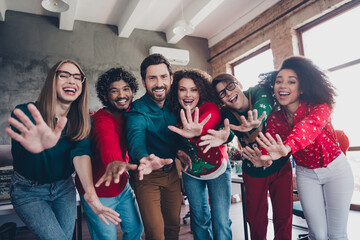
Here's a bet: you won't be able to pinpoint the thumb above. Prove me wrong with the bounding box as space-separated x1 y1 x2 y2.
127 163 138 171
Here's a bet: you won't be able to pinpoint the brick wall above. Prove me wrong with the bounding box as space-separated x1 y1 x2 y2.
209 0 350 76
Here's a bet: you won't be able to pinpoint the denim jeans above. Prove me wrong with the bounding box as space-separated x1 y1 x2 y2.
81 182 143 240
10 171 76 240
182 162 232 240
296 153 354 240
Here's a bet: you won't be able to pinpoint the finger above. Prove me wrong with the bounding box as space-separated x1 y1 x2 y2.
194 107 199 124
8 117 29 134
252 109 258 120
185 106 193 124
98 214 110 225
229 124 241 132
247 110 254 122
113 172 121 184
199 134 212 141
223 118 230 131
239 116 249 127
6 127 27 145
54 117 67 135
258 132 272 146
275 134 283 144
258 111 267 123
162 158 173 165
27 104 46 126
179 109 188 126
138 170 144 181
255 136 268 149
203 144 211 154
265 132 277 145
200 113 211 127
13 108 35 130
95 175 106 187
198 140 209 147
127 163 138 171
260 155 273 161
168 125 184 135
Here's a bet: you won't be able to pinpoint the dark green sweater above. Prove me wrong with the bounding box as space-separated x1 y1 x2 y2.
126 94 178 164
223 85 288 177
11 102 91 184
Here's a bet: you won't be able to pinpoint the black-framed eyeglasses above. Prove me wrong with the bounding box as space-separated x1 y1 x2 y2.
56 70 86 83
217 81 237 99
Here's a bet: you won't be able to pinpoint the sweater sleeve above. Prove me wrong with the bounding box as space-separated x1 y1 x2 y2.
284 104 332 153
126 111 149 164
91 114 128 166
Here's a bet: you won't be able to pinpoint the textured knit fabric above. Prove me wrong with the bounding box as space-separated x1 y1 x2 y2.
222 85 288 177
75 108 128 197
180 102 228 179
11 102 91 184
265 101 342 168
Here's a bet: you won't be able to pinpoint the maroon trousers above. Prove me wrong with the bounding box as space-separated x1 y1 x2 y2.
243 160 293 240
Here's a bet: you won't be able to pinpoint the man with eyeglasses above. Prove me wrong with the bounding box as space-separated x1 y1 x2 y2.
200 73 293 240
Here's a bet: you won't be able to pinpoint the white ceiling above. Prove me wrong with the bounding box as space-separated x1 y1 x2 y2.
0 0 280 47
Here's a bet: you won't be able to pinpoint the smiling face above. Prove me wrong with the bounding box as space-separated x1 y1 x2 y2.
55 62 83 104
177 78 200 113
106 80 134 114
274 69 302 114
142 63 172 107
215 80 249 112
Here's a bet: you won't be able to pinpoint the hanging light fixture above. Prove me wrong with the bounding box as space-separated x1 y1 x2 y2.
173 0 194 35
41 0 69 13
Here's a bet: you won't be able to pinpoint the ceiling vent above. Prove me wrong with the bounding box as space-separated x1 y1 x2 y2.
149 46 190 66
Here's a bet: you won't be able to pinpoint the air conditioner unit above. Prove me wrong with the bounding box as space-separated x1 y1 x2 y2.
149 46 190 66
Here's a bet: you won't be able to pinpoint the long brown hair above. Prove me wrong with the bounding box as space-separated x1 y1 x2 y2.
37 59 91 141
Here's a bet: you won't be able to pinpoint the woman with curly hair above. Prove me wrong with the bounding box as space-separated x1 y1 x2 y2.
168 69 232 240
245 56 354 239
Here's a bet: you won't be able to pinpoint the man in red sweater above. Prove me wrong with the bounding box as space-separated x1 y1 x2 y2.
75 67 143 240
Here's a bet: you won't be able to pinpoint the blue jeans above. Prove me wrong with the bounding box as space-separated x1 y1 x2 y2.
10 171 76 240
81 182 143 240
182 162 232 240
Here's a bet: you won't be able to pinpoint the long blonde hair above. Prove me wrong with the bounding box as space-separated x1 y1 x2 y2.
37 59 91 141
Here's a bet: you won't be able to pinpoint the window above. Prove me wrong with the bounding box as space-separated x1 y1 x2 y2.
298 1 360 205
231 45 274 91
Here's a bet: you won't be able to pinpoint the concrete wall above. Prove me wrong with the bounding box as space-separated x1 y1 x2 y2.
209 0 350 75
0 11 211 144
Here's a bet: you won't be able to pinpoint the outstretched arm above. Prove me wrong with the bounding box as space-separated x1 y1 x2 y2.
229 109 266 133
74 155 121 225
168 107 211 139
95 161 138 187
5 103 67 153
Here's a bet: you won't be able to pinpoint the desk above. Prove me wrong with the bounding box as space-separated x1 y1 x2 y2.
0 200 82 240
231 175 249 240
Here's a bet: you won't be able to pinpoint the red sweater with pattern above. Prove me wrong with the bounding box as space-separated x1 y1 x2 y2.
181 102 228 177
75 108 128 197
265 102 341 169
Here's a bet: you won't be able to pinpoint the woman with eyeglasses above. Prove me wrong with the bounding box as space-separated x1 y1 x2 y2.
200 73 293 239
168 69 232 240
5 59 121 240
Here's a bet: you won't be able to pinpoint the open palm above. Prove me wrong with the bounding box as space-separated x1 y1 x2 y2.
168 107 211 139
256 132 290 161
5 103 67 153
230 109 266 133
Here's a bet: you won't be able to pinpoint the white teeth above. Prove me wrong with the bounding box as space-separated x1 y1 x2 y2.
117 99 126 103
64 88 75 93
279 92 290 96
184 99 193 103
154 89 164 92
229 95 237 103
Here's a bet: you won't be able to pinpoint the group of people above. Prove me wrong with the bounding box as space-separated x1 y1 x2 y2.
5 53 354 240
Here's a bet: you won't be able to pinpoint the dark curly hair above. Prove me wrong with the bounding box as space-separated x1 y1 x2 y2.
96 67 138 107
168 69 220 116
259 56 336 109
